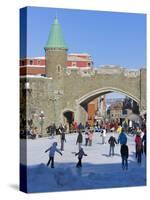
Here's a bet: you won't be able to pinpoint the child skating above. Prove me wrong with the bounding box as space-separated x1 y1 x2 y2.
108 134 118 156
45 142 62 168
75 148 87 168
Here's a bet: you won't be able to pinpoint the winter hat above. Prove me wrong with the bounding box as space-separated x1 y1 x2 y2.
53 142 57 146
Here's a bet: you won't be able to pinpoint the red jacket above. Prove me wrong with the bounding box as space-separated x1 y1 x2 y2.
135 135 142 145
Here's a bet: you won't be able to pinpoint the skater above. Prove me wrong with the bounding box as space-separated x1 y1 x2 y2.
85 131 89 146
76 130 83 150
117 124 122 135
108 134 118 156
118 129 127 145
60 128 66 151
45 142 62 168
88 130 93 146
142 130 146 156
51 123 56 138
135 133 143 164
101 127 106 144
135 132 142 157
75 148 87 168
120 144 129 170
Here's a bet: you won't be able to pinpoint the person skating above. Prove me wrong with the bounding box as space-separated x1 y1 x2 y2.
88 130 93 146
120 144 129 170
45 142 62 168
75 148 87 168
51 123 56 138
101 127 106 144
118 129 127 145
76 131 83 150
135 134 143 164
85 131 89 146
108 134 118 156
59 128 66 151
142 130 146 156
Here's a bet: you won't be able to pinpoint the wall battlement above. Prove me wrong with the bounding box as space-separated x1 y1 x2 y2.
64 65 145 78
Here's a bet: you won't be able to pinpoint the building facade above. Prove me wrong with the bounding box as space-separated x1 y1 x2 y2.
20 54 93 76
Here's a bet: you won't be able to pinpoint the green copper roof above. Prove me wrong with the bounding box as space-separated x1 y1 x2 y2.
45 17 67 49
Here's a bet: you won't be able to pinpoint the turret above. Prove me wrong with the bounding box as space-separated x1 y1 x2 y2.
44 17 68 78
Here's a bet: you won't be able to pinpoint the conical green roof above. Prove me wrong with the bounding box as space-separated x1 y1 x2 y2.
45 17 67 49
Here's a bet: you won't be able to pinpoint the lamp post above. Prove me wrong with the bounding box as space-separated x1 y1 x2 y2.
39 111 45 136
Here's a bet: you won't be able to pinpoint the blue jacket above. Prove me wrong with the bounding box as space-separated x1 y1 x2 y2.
118 132 127 145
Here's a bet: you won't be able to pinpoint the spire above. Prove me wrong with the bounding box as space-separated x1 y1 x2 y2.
45 17 67 49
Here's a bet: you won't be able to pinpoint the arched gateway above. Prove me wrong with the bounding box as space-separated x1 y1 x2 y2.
20 17 146 134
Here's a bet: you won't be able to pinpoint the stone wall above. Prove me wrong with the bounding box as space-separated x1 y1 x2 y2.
20 66 146 135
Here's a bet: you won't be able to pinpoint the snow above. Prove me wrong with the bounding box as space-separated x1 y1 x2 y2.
20 132 146 193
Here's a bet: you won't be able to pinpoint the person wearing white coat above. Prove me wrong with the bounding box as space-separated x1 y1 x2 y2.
45 142 62 168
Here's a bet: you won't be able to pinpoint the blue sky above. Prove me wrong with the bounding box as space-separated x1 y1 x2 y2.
20 6 146 69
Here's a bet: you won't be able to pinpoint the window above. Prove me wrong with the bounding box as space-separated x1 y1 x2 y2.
88 62 91 66
72 62 76 67
57 65 61 73
21 61 25 66
38 60 41 65
30 60 33 65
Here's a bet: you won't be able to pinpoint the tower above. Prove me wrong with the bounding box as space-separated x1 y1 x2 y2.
44 17 68 79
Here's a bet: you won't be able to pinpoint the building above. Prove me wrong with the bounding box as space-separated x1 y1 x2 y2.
108 101 123 121
20 54 93 76
87 98 98 126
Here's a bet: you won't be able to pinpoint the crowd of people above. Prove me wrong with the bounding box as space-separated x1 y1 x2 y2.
44 122 146 170
20 117 146 170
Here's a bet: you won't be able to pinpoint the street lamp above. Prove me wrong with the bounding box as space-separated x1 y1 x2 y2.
39 111 45 136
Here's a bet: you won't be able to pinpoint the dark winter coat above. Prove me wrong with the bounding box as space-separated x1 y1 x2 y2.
120 144 129 158
75 148 87 159
108 136 117 146
142 133 146 145
76 133 83 144
61 132 66 141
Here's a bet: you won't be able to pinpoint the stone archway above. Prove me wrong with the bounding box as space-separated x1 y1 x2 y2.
75 87 140 123
77 87 140 106
63 110 75 132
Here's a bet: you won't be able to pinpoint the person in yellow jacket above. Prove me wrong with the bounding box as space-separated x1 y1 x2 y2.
117 125 122 135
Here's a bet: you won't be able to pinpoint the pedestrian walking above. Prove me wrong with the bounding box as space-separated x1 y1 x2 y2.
76 131 83 150
108 134 118 156
75 148 87 168
120 144 129 170
45 142 62 168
